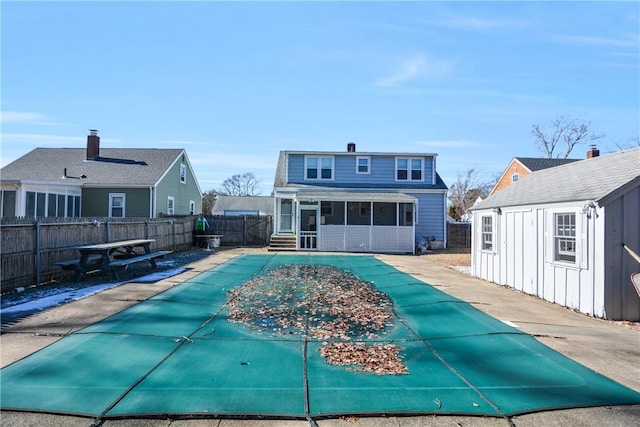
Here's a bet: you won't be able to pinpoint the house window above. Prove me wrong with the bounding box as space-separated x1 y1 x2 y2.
189 200 195 215
512 173 519 183
1 190 16 218
554 213 576 263
167 196 175 216
305 156 333 180
109 193 125 217
180 164 187 184
356 156 370 174
67 195 81 217
481 216 493 251
26 191 46 217
396 158 423 181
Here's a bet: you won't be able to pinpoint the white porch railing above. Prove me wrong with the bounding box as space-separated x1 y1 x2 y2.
299 231 317 250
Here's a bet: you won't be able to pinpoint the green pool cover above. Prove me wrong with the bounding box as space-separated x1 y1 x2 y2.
2 254 639 421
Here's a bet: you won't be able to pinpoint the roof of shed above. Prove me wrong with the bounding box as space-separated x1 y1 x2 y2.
0 148 185 186
473 148 640 210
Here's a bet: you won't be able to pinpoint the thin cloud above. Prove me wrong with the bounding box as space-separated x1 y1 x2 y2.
423 14 530 31
1 111 61 125
376 53 453 87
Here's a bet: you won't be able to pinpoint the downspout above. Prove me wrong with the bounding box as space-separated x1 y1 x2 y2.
149 186 155 218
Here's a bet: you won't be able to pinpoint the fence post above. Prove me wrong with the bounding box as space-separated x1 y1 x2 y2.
145 220 149 239
35 219 41 286
172 220 176 250
105 219 110 242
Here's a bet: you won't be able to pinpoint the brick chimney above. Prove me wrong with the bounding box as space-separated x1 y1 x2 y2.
87 130 100 159
587 145 600 159
347 142 356 153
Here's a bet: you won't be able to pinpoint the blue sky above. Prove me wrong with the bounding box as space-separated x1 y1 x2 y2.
2 1 638 195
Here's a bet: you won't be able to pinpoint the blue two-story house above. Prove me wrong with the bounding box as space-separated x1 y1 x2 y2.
272 143 448 253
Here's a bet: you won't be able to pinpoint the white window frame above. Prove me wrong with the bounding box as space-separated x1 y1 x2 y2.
189 200 196 215
109 193 126 218
180 164 187 184
511 173 519 183
554 212 576 263
481 215 494 251
395 157 424 182
356 156 370 174
167 196 175 216
304 156 334 181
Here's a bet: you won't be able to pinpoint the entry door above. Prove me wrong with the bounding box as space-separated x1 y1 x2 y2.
299 207 318 250
279 199 294 233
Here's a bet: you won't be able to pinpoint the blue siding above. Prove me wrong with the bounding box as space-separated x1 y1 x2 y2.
411 192 446 241
288 153 436 185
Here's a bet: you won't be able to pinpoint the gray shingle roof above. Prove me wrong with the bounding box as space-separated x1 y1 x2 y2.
473 148 640 210
1 148 184 186
516 157 581 171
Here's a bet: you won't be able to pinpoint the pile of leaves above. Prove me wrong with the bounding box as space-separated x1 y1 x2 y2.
227 264 407 375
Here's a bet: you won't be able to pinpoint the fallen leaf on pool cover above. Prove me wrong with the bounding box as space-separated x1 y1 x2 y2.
227 264 408 375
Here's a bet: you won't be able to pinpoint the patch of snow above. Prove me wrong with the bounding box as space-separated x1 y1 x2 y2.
452 266 471 275
1 268 186 317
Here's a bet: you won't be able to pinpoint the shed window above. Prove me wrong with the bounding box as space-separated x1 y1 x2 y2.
481 216 493 251
554 213 576 263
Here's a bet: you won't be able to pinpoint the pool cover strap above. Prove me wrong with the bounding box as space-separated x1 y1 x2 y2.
2 254 639 421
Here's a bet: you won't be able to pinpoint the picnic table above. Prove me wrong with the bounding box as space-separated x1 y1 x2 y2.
56 239 171 281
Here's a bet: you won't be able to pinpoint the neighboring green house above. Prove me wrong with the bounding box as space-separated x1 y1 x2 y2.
0 131 203 218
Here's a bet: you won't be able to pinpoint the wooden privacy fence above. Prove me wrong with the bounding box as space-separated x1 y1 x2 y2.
205 215 273 247
0 216 197 293
447 222 472 248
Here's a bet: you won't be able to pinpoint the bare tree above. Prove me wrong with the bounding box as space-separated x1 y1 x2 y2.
201 189 217 214
611 136 640 152
531 116 603 158
448 168 495 221
220 172 261 196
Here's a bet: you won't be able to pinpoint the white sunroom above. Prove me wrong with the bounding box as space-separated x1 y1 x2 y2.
273 190 417 253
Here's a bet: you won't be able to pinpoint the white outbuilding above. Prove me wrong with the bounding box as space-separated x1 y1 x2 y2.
470 148 640 321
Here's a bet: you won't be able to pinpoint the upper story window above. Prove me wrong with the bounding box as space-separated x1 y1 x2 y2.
554 213 576 263
396 158 423 181
180 164 187 184
305 156 334 180
481 216 493 251
356 156 370 174
109 193 125 218
511 173 519 183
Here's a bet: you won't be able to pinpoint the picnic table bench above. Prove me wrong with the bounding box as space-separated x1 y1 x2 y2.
56 239 171 281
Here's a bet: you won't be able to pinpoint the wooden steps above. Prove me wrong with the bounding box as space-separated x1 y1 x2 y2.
268 235 297 251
